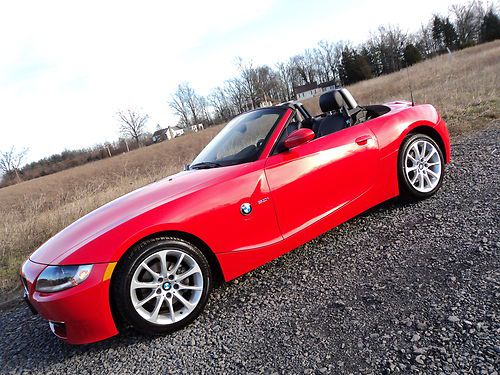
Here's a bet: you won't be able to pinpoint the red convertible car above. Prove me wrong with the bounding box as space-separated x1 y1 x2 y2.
21 88 450 344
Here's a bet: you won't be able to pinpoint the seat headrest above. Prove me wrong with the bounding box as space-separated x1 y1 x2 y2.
319 90 345 113
338 88 358 110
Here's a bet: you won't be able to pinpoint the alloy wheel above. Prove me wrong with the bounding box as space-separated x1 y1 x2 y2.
404 139 442 193
130 249 204 325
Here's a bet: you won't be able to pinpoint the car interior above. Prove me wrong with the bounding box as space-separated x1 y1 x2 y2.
274 88 391 153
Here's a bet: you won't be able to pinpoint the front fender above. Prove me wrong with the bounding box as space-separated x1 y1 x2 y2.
56 205 216 266
58 159 282 268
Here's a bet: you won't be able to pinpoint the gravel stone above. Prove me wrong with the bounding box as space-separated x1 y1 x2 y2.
0 124 498 374
416 322 427 331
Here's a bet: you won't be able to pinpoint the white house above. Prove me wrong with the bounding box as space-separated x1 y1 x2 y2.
294 80 337 100
166 126 184 140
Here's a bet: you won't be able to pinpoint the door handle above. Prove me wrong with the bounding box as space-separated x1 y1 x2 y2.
355 135 372 146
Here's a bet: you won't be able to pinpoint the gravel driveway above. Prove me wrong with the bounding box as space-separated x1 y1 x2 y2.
1 124 498 375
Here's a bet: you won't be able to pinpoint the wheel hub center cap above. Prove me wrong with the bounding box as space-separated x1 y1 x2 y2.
162 282 172 291
418 163 424 170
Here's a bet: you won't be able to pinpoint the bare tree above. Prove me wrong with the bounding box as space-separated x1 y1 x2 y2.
364 25 407 75
316 40 346 85
289 50 318 85
169 88 190 126
450 1 484 48
208 86 233 122
275 61 295 101
224 78 246 113
416 21 437 57
117 109 149 146
197 96 213 125
254 65 278 103
236 58 260 110
0 146 28 181
169 83 208 126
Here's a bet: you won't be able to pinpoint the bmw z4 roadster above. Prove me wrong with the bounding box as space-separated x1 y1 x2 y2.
21 88 450 344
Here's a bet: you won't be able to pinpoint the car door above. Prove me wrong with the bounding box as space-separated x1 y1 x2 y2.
264 123 379 238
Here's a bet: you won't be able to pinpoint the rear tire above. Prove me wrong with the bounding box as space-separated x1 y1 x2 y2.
113 236 211 335
398 133 445 200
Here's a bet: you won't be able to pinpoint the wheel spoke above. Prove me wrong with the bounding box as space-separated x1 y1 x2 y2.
142 263 160 279
166 297 175 323
419 173 424 189
158 250 169 276
411 173 419 184
131 279 157 290
176 264 201 282
427 161 440 166
135 291 157 308
150 295 165 322
174 292 195 310
406 165 418 172
424 149 436 162
427 169 440 178
407 154 418 164
423 173 432 187
421 142 426 158
178 284 203 291
169 253 185 275
411 144 421 159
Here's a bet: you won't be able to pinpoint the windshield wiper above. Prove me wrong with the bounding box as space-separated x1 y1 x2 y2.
189 161 223 170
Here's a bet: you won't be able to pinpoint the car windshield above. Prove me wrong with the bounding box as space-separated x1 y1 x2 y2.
190 107 286 169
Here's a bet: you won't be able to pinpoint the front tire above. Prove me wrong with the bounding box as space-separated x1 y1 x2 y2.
113 236 211 335
398 133 445 200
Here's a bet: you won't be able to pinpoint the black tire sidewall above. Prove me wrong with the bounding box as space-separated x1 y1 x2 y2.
398 134 445 200
113 237 212 335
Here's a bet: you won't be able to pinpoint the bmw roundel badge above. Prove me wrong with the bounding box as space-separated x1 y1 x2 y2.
240 202 252 216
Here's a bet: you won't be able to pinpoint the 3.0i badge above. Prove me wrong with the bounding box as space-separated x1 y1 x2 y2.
240 202 252 215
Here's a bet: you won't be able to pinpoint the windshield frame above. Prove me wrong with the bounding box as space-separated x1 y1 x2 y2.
190 107 290 169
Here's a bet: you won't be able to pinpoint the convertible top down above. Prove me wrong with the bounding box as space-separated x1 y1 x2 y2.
21 88 450 344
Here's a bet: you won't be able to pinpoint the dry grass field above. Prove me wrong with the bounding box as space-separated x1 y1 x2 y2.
0 41 498 300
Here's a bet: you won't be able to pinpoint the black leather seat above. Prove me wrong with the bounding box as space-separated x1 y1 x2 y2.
317 114 350 138
316 90 351 137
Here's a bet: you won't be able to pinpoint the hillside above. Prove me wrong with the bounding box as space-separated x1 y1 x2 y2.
302 40 499 135
0 40 498 299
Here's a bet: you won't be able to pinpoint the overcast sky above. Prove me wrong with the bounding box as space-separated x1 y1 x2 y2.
0 0 471 162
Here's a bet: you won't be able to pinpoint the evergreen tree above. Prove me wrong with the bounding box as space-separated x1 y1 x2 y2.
340 48 373 85
432 15 444 49
442 18 458 50
403 44 423 66
480 8 500 43
432 15 457 51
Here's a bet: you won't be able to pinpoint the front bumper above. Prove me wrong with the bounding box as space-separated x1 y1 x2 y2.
21 260 119 344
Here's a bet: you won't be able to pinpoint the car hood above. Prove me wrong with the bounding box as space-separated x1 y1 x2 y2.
29 168 221 265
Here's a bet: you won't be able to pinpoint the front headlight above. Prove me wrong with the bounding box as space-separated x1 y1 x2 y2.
36 265 93 293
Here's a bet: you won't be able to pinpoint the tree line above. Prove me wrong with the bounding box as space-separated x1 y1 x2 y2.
169 1 499 126
1 0 498 187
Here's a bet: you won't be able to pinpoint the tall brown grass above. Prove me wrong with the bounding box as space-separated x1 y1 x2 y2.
0 41 498 299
